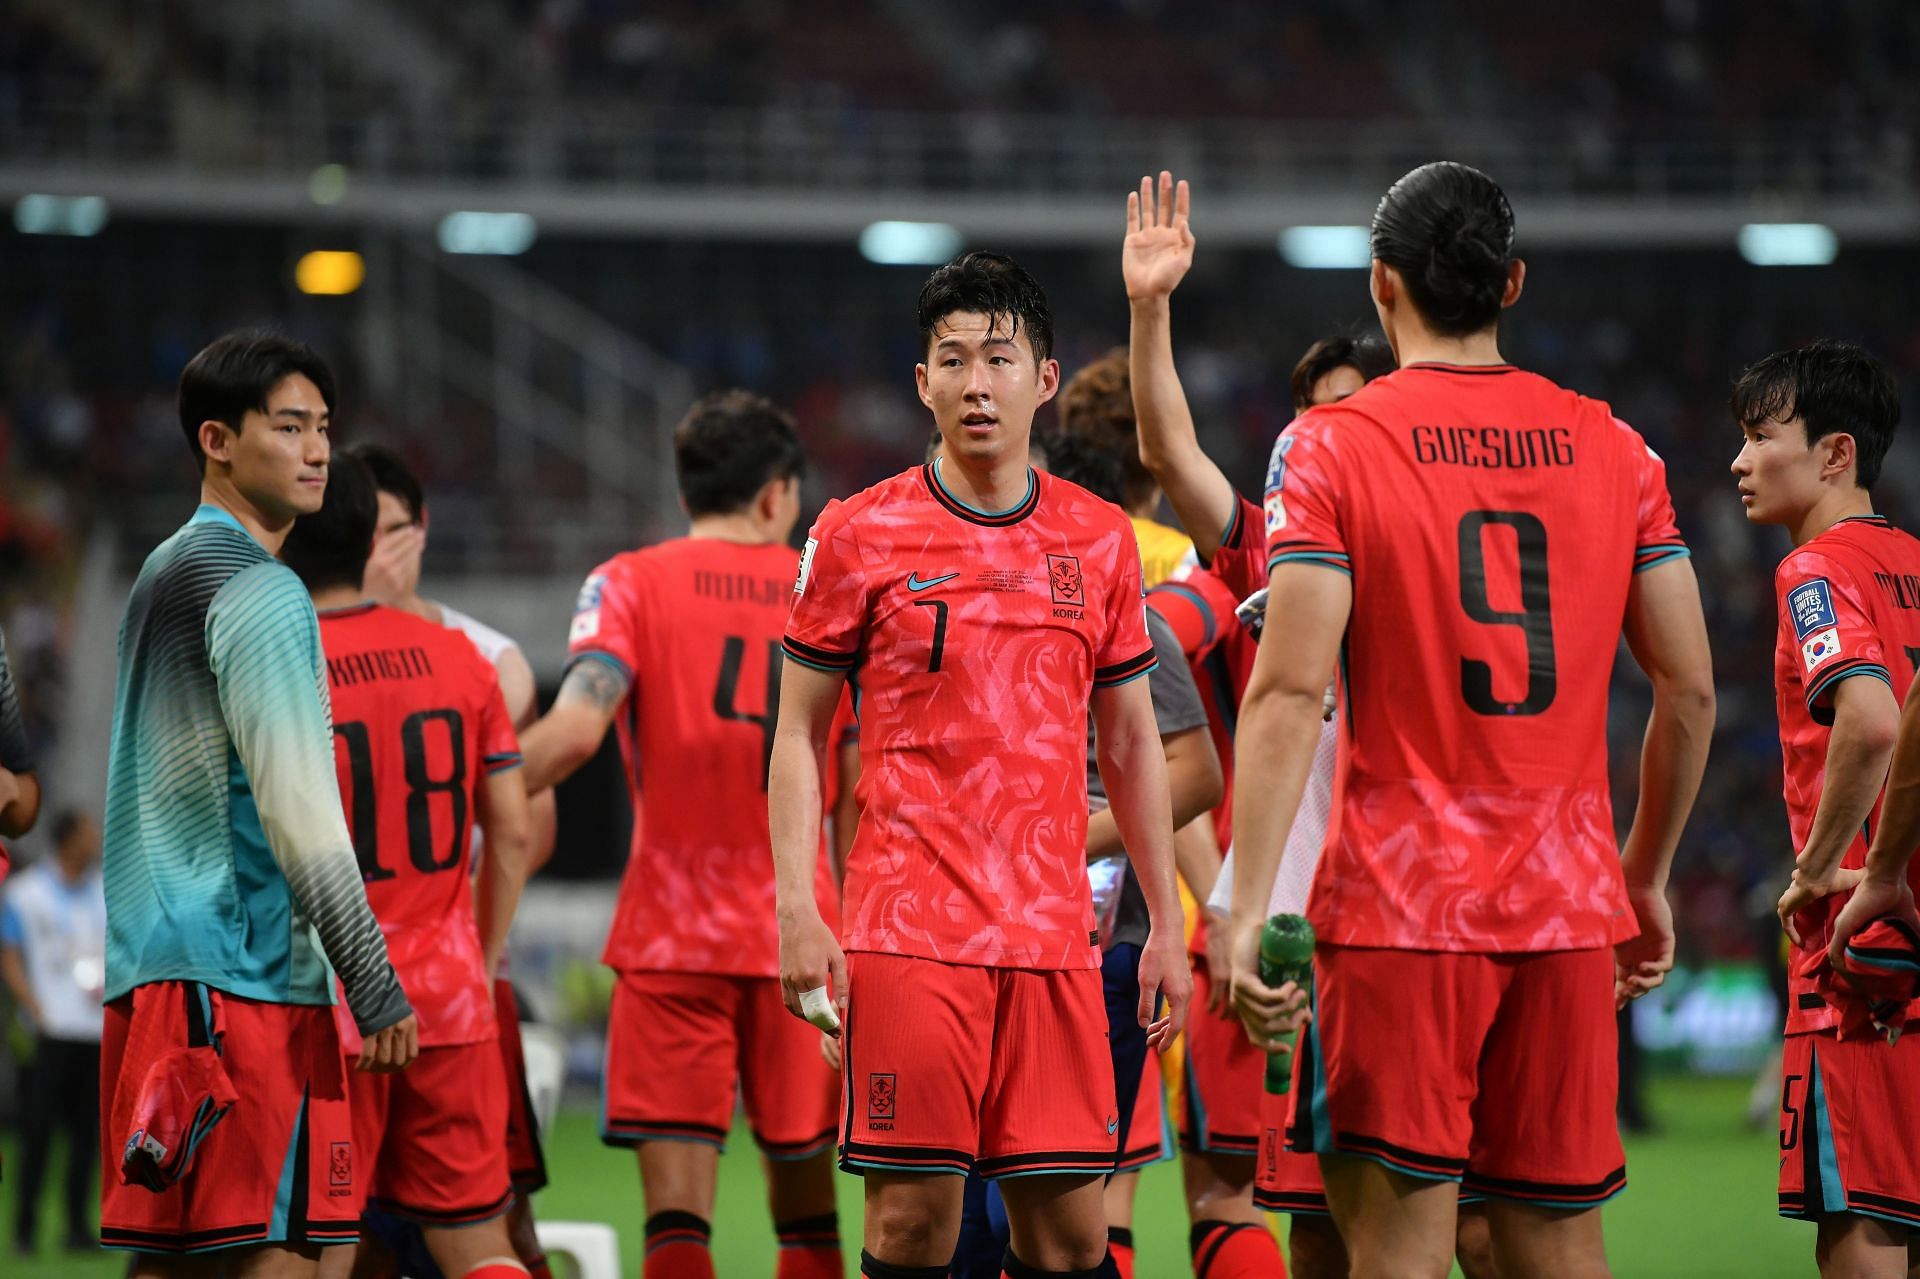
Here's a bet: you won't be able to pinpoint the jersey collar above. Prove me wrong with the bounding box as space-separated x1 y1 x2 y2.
922 458 1040 527
1835 514 1891 527
1403 362 1518 375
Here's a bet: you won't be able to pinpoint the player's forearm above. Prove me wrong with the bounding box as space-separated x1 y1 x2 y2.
1085 806 1124 860
769 729 829 926
1864 679 1920 883
477 776 537 972
1228 685 1323 936
526 789 558 875
1129 297 1235 561
1097 725 1181 928
1619 676 1716 892
518 711 602 795
1174 817 1223 906
1797 691 1899 879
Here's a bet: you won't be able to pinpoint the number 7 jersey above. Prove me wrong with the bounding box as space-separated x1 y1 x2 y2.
784 461 1155 970
1264 363 1688 952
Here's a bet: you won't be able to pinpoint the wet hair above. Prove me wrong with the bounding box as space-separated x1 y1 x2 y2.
916 251 1054 364
1370 162 1516 337
177 329 336 472
1289 334 1395 413
674 389 805 517
1730 339 1900 489
1055 349 1158 510
280 453 378 593
345 442 425 523
1037 427 1126 507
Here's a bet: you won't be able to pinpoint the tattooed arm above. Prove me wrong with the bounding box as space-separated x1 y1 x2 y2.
517 655 632 795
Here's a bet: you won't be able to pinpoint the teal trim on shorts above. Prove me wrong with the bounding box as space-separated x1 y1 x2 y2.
1306 985 1334 1154
1810 1047 1847 1212
268 1087 306 1242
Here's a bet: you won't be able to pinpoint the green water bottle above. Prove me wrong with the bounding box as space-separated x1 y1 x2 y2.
1258 913 1316 1094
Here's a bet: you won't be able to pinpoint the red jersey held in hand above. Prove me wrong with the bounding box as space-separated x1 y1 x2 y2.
1771 515 1920 1034
1262 363 1689 953
784 460 1155 970
567 538 839 977
320 604 522 1048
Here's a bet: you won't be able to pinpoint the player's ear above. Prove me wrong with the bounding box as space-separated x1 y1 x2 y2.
1822 431 1859 485
914 362 934 411
1369 260 1394 311
198 418 236 467
1501 259 1525 309
1033 358 1061 408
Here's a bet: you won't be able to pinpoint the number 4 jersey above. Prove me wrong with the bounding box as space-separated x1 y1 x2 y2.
566 539 840 977
1263 363 1689 953
320 603 522 1046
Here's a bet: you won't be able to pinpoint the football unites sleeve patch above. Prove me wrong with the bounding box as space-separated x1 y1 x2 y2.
1264 416 1351 579
783 503 866 673
1778 558 1891 713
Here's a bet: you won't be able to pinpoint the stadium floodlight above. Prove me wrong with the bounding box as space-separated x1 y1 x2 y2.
859 221 963 266
295 251 366 296
438 211 538 256
1279 226 1371 269
308 164 350 206
13 194 109 237
1737 223 1837 267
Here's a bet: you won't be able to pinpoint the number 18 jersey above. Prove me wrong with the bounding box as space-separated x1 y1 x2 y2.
1264 363 1688 953
566 539 840 977
321 603 522 1046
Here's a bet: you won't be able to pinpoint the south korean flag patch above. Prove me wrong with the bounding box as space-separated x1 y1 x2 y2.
1801 627 1843 673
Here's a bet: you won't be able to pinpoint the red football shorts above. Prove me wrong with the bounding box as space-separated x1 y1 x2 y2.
840 952 1118 1179
100 982 360 1254
1116 1049 1170 1173
1291 945 1625 1208
602 970 837 1159
1183 965 1266 1161
347 1040 513 1226
1780 1031 1920 1227
494 979 548 1194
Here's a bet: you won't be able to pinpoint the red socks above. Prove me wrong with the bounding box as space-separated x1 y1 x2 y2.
776 1212 843 1279
1109 1227 1136 1279
461 1265 530 1279
1191 1220 1286 1278
644 1211 716 1279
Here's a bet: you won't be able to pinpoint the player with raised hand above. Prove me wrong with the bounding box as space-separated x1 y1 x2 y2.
518 391 844 1279
99 331 416 1275
348 442 560 1279
1729 341 1920 1277
1227 162 1716 1279
772 251 1191 1279
283 454 536 1279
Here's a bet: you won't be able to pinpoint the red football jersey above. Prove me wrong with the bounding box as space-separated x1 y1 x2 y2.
1202 493 1271 605
784 460 1156 969
1149 565 1257 849
567 538 839 977
1772 515 1920 1034
320 604 522 1048
1264 363 1689 952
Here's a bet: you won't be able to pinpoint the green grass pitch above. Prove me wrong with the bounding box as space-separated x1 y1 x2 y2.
3 1074 1809 1277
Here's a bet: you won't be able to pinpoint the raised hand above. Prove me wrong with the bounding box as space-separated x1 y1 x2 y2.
1123 170 1195 303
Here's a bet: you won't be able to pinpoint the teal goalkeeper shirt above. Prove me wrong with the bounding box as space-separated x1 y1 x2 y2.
102 504 409 1034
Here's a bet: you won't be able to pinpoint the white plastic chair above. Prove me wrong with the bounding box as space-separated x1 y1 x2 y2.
534 1220 622 1279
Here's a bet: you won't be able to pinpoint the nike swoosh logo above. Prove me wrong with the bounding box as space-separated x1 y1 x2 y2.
906 572 958 592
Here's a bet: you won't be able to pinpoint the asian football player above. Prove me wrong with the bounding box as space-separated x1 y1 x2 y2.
1226 163 1716 1279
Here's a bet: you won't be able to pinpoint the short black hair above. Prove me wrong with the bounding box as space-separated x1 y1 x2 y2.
1037 427 1125 507
674 390 806 518
280 453 378 593
344 442 424 523
916 251 1054 364
1289 333 1395 413
1370 162 1516 337
1731 339 1900 489
51 809 90 848
177 329 336 472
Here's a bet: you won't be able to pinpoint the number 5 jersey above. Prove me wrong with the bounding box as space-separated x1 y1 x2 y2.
566 539 840 976
320 602 521 1046
1253 363 1689 953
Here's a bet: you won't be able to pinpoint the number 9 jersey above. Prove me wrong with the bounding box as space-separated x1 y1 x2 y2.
320 603 522 1047
1265 362 1689 952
